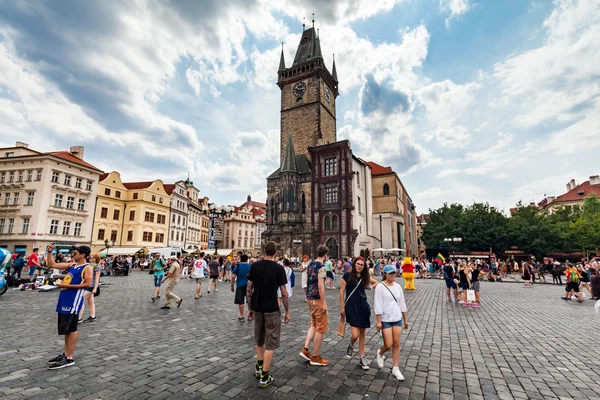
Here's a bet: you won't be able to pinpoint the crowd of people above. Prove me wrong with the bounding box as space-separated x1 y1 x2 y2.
3 243 599 388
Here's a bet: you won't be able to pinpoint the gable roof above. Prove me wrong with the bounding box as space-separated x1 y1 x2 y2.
551 180 600 204
163 184 175 195
48 151 102 171
123 181 154 190
365 161 394 176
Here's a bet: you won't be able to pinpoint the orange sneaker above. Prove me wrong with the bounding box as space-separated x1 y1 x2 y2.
309 354 329 366
299 348 311 361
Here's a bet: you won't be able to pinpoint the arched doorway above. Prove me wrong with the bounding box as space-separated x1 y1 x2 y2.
326 238 338 260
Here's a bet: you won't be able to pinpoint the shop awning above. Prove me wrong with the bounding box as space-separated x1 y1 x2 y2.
208 248 233 256
99 247 146 256
452 254 490 259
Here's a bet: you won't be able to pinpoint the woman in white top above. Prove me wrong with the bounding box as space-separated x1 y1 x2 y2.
374 265 409 381
299 255 309 302
278 259 293 306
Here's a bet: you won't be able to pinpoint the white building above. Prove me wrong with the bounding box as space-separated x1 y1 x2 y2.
165 181 189 249
352 157 374 256
0 142 102 254
183 177 203 252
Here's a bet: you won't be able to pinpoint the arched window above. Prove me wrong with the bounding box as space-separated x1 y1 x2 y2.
331 215 339 231
301 192 306 214
383 183 390 196
324 215 331 231
289 188 295 212
282 188 287 211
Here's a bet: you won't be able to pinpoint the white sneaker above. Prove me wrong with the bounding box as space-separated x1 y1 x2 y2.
392 367 405 381
376 350 385 369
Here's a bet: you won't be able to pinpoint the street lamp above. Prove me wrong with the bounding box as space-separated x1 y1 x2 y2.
201 204 233 255
104 239 115 257
379 215 383 246
443 237 462 258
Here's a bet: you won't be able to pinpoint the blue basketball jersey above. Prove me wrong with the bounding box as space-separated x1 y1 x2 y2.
56 263 89 314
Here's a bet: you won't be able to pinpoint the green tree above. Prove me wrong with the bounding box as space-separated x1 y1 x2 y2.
507 202 555 258
421 203 464 249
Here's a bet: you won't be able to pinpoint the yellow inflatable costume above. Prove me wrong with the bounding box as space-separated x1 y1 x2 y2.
401 257 415 290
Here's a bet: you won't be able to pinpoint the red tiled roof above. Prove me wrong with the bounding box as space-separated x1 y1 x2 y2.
365 161 394 176
163 184 175 195
417 214 430 223
240 200 266 219
49 151 102 171
99 173 109 181
551 180 600 204
123 181 154 190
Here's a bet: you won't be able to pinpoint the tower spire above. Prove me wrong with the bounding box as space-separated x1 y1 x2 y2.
281 135 298 172
312 13 315 27
303 17 305 31
278 42 285 71
332 54 338 81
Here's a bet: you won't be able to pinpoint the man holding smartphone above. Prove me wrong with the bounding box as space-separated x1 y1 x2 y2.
45 242 92 369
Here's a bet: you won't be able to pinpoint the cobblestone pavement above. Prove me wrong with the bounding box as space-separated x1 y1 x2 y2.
1 271 599 400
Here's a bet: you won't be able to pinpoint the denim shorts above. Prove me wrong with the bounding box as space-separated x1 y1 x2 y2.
153 274 163 287
382 320 403 330
444 279 457 289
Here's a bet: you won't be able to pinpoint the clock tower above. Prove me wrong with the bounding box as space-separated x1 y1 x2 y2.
277 26 339 165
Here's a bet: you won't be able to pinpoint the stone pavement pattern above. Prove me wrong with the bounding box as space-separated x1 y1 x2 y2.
0 272 599 400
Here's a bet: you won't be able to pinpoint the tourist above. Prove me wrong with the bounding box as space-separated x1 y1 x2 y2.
589 269 600 300
231 254 252 321
11 253 25 281
151 254 166 301
339 256 378 370
374 265 408 381
442 262 459 303
225 257 233 282
160 256 183 309
470 263 482 308
208 255 220 293
277 259 294 308
27 247 40 281
246 241 290 388
193 253 207 299
522 262 532 287
552 261 563 285
457 263 471 304
180 257 189 280
78 253 102 323
561 263 582 302
45 243 92 369
299 244 329 366
299 255 309 302
325 256 335 289
577 264 592 297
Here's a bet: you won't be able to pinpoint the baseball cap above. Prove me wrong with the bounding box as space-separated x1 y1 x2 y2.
72 245 91 257
383 265 396 274
170 255 177 260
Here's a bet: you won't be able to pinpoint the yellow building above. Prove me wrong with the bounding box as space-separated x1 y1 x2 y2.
91 172 170 254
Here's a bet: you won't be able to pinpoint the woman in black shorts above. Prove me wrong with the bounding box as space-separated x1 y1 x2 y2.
578 264 592 297
522 262 531 287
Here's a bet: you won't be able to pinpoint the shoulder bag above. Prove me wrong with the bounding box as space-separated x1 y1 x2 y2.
337 279 362 338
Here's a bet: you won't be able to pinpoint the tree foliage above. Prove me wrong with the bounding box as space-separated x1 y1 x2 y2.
421 195 600 257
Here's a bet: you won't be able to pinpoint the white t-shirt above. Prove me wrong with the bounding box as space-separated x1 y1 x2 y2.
193 259 207 278
277 266 293 298
374 282 407 323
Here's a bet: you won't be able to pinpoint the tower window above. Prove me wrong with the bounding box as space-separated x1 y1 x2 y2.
383 183 390 196
325 187 338 204
324 157 338 176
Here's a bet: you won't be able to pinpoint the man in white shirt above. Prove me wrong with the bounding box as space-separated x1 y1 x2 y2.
193 253 207 299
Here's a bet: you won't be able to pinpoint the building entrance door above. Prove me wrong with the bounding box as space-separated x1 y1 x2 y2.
326 238 338 260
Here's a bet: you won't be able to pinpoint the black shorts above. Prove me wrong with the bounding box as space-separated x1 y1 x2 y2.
209 275 218 280
326 271 334 279
57 313 78 335
566 282 580 292
235 285 247 305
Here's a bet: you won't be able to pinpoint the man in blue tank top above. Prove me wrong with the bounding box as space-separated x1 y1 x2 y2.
45 243 92 369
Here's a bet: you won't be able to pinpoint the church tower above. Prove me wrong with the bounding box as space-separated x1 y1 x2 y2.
277 24 339 165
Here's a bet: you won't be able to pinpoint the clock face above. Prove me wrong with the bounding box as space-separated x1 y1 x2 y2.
325 87 331 103
293 82 307 97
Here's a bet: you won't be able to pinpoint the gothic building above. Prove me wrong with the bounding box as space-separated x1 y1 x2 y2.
263 24 373 259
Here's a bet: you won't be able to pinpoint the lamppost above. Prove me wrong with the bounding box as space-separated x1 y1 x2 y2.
104 239 115 257
201 204 233 256
443 237 462 258
379 215 383 247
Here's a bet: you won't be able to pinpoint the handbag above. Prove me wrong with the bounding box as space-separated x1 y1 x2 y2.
337 279 362 338
466 289 475 302
94 285 100 297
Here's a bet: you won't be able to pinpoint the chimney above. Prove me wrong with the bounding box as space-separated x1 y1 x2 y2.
70 145 84 160
547 196 556 203
566 179 576 192
247 195 252 202
15 141 28 148
590 175 600 186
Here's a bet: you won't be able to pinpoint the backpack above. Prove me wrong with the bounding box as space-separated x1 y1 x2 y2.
290 269 295 288
570 270 579 283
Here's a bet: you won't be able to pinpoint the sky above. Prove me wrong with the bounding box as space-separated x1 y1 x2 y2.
0 0 599 214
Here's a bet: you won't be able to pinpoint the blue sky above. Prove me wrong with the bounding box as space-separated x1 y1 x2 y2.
0 0 598 214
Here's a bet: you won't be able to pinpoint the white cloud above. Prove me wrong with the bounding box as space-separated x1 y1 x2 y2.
440 0 470 27
415 187 450 200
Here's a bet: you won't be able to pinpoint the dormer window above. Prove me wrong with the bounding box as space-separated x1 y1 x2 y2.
578 191 585 196
300 37 310 46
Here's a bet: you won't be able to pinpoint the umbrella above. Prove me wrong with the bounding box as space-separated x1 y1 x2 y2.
373 248 386 251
